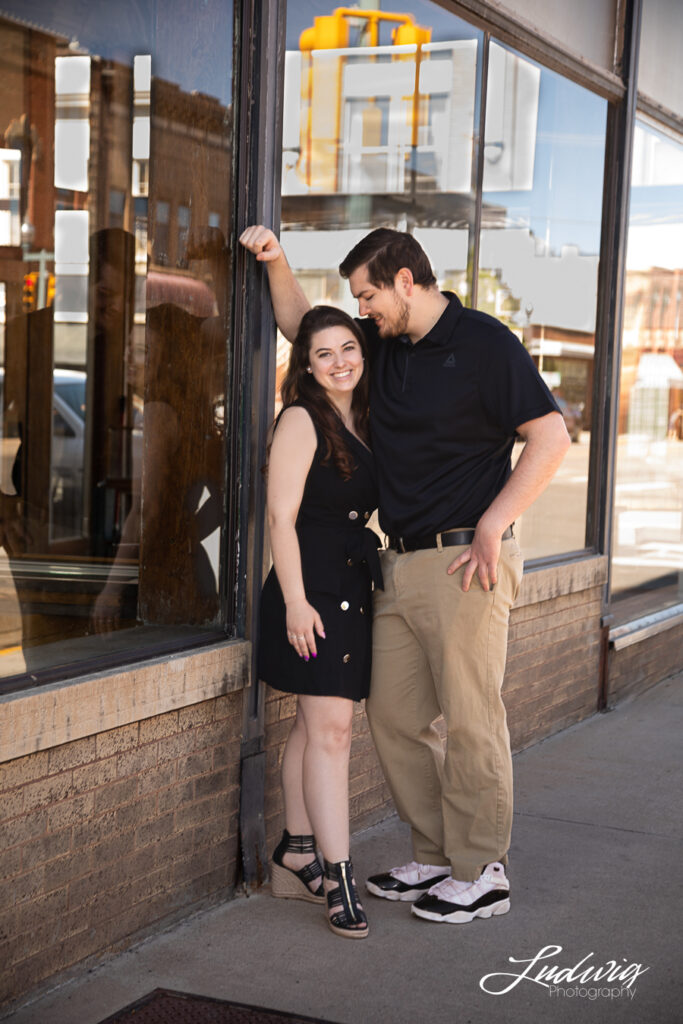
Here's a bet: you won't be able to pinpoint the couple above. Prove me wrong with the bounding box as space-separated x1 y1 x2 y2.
240 225 570 940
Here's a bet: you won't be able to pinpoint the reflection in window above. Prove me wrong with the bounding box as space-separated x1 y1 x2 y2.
480 44 607 559
0 1 234 687
611 120 683 621
280 8 608 566
281 2 480 389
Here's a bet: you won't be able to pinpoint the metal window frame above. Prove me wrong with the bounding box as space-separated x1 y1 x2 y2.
590 0 642 577
588 0 642 570
587 0 642 708
231 0 287 888
466 29 488 309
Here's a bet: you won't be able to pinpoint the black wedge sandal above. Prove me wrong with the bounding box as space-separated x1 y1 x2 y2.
324 858 369 939
270 830 325 904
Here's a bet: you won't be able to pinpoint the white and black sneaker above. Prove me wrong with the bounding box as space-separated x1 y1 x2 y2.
366 861 450 902
411 862 510 923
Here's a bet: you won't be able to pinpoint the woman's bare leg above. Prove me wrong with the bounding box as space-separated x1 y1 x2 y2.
298 695 365 927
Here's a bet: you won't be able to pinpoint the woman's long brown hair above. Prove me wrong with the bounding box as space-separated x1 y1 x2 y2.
279 305 370 480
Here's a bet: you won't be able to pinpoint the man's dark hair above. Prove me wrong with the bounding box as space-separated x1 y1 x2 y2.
339 228 437 289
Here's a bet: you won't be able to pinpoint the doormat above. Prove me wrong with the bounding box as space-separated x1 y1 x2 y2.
97 988 341 1024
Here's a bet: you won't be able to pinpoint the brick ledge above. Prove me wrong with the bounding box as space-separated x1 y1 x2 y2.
0 639 251 764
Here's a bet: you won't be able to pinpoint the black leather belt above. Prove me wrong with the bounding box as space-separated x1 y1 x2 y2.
388 525 513 553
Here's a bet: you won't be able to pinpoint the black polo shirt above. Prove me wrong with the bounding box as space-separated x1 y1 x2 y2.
357 292 559 538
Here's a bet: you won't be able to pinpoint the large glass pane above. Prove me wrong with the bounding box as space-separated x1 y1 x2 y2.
611 120 683 621
480 43 607 559
280 0 482 399
0 2 233 687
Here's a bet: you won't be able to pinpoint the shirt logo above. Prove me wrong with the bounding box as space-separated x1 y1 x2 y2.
443 354 457 368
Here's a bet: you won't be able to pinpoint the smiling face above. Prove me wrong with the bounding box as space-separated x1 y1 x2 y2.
348 263 410 338
308 324 365 403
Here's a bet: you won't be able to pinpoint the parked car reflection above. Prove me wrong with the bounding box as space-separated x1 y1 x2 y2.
50 370 86 535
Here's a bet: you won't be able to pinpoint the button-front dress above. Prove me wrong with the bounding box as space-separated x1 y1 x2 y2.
257 406 381 702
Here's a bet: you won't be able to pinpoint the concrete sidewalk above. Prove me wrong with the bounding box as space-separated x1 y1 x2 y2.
5 673 682 1024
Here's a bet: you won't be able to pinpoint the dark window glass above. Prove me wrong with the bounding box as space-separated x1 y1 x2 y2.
0 1 234 688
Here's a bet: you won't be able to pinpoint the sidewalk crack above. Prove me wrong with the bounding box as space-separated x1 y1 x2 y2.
513 810 678 840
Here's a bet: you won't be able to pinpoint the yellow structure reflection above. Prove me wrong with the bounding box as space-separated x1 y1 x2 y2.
297 7 431 191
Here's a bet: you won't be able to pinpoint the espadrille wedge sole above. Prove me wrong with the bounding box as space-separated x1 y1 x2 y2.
270 859 325 903
270 830 325 903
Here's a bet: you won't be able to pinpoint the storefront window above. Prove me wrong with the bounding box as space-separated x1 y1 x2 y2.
0 1 234 689
480 43 607 559
280 5 608 563
611 119 683 621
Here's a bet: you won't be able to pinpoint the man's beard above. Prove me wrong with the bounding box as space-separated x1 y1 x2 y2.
379 293 410 337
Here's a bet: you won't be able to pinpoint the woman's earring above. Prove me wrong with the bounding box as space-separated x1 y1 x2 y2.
306 367 312 373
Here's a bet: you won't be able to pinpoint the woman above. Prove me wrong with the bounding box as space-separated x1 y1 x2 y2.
259 305 381 939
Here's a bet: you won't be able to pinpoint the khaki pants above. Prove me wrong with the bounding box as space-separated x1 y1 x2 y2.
366 536 524 882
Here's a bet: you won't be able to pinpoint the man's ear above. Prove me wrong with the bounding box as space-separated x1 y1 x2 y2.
395 267 414 296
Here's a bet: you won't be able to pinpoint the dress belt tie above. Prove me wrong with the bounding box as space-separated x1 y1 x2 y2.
344 528 384 589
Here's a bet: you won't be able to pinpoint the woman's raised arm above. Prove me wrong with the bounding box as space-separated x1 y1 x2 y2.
239 225 310 342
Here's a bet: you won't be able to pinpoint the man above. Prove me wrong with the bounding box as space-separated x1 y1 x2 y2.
240 224 570 924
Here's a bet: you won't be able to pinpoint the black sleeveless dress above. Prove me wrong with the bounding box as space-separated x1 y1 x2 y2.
257 407 381 702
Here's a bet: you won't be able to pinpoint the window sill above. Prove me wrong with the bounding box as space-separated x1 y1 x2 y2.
609 604 683 651
516 554 608 608
0 639 251 764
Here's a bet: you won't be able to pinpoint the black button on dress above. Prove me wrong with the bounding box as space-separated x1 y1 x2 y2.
257 410 381 702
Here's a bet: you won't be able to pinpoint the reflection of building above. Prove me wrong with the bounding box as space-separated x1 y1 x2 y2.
620 265 683 435
0 9 231 580
1 0 683 1012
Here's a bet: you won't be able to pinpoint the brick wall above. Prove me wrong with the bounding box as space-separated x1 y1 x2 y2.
607 621 683 705
505 583 603 752
263 688 392 858
0 692 242 1008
